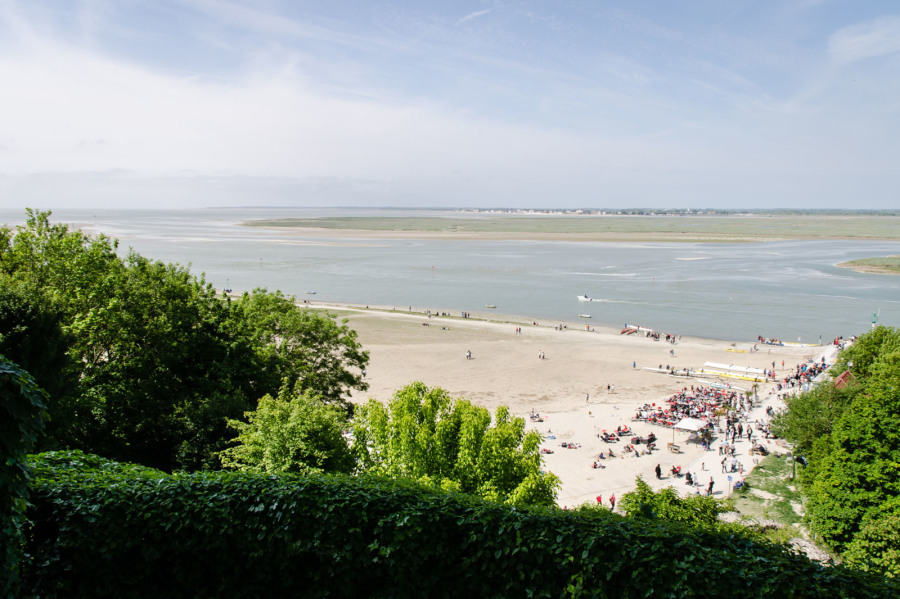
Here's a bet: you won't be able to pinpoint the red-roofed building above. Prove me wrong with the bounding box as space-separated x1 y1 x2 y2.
834 370 856 389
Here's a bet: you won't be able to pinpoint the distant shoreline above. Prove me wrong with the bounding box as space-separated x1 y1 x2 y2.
243 214 900 242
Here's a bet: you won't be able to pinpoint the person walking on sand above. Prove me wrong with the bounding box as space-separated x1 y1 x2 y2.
655 464 662 479
707 478 715 496
609 494 616 511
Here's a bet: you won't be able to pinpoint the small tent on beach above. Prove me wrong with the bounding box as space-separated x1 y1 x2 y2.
673 417 707 432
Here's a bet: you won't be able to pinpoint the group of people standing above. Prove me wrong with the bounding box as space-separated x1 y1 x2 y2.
595 493 616 510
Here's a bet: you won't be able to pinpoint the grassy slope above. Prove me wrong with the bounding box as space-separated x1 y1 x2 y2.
733 454 805 526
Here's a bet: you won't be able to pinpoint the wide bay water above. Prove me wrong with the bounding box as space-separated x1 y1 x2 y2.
3 207 899 342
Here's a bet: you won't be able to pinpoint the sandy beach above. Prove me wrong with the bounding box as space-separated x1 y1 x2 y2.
314 302 831 508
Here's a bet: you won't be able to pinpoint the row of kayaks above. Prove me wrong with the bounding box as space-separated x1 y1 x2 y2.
643 366 765 383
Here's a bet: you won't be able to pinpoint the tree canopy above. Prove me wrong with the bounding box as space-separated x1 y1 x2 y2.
226 290 368 413
219 383 354 475
777 326 900 578
351 382 559 506
0 210 369 471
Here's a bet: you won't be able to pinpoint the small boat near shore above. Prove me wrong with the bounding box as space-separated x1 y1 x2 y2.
305 291 317 295
484 304 496 309
579 313 591 319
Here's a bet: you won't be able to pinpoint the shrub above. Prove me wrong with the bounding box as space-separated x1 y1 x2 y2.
23 451 897 598
1 357 49 597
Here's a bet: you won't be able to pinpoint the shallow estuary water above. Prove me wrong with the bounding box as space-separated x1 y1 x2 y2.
3 207 899 342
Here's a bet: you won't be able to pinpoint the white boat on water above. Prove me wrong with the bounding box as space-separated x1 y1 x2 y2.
579 313 591 319
484 304 496 309
577 295 591 301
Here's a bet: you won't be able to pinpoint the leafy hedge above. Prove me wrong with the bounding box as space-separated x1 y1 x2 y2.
24 452 896 598
1 356 48 598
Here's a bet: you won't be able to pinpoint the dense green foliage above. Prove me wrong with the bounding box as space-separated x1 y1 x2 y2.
776 326 900 577
23 451 897 599
226 290 368 412
0 285 73 436
0 210 368 471
771 381 856 459
617 477 731 528
830 326 900 388
352 382 560 506
1 356 49 597
219 383 354 475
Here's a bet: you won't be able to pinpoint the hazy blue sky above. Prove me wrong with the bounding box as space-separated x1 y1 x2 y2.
2 1 899 209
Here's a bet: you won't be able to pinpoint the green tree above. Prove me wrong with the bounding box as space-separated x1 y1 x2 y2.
0 211 370 472
843 497 900 578
771 380 856 461
68 251 263 471
227 290 368 412
831 325 900 386
220 383 354 475
0 280 77 449
803 347 900 551
351 382 559 506
2 209 121 315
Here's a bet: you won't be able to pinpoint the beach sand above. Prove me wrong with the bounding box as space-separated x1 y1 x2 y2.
315 303 828 508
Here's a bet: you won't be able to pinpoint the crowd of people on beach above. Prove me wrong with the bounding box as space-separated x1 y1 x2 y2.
589 352 836 502
772 358 828 395
631 385 748 429
524 340 837 508
645 330 679 343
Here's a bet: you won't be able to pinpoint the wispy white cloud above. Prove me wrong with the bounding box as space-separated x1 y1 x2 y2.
458 9 491 24
0 1 898 209
829 15 900 63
